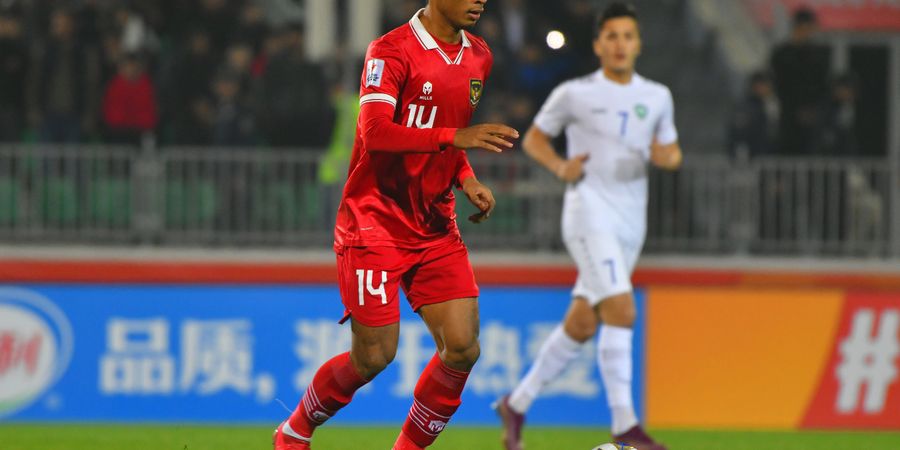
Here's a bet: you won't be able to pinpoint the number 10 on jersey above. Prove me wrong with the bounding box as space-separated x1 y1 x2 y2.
356 269 387 305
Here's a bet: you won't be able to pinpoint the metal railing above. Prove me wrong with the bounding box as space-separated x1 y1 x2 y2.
0 144 896 258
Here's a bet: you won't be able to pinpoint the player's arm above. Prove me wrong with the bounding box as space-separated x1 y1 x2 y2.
360 105 518 153
523 125 587 183
522 83 585 182
650 139 682 170
650 88 682 171
359 102 456 153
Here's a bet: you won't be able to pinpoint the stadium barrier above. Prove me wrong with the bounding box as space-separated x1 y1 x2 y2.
0 144 897 257
1 260 898 429
0 279 643 426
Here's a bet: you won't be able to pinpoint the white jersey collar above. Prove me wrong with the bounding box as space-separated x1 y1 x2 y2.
596 69 642 87
409 9 471 64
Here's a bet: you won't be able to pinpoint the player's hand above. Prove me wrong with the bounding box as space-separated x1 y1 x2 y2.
461 177 495 223
555 154 589 183
454 124 519 153
650 139 682 170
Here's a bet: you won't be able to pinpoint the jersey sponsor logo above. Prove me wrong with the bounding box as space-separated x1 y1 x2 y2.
634 104 648 120
420 81 433 101
365 59 385 87
469 79 483 107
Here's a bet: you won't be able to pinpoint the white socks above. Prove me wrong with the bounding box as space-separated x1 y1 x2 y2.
508 326 583 413
598 325 637 435
508 323 638 435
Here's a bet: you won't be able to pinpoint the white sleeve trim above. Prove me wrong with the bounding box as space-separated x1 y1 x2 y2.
359 93 397 107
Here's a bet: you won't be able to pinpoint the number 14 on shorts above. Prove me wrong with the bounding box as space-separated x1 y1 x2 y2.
355 269 387 305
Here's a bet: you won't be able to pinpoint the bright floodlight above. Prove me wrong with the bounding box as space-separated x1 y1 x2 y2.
546 30 565 50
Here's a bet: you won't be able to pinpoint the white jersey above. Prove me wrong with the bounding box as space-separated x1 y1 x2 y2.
534 70 678 247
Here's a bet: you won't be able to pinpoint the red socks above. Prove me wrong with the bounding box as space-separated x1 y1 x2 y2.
287 352 369 439
287 351 470 448
401 352 471 447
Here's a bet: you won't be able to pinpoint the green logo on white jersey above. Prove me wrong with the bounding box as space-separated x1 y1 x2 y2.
634 104 648 119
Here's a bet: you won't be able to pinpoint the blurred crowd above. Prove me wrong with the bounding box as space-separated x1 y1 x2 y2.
0 0 598 150
0 0 339 148
729 7 862 161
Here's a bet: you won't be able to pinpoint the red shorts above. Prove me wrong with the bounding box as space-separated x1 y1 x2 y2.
335 237 479 327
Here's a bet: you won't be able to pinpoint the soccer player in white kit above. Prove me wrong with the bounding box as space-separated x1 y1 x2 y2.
495 3 681 450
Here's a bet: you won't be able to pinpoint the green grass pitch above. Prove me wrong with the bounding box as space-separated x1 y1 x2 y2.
1 424 899 449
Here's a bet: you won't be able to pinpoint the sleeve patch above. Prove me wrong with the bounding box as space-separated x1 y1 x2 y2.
365 58 386 88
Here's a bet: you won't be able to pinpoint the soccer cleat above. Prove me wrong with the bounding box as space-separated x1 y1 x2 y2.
611 425 667 450
493 394 525 450
391 431 424 450
273 421 312 450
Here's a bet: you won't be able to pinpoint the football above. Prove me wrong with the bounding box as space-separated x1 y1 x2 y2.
592 444 637 450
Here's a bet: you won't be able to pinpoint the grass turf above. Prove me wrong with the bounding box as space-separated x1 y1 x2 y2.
1 424 898 450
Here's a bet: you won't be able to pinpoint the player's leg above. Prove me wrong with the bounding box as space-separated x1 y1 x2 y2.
591 240 666 450
393 297 479 450
275 246 406 449
496 234 605 450
597 292 639 435
278 322 398 444
506 294 596 414
393 238 480 449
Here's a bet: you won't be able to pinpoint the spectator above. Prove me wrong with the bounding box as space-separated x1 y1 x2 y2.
500 0 527 53
382 0 421 29
211 70 256 146
167 29 216 145
0 10 27 142
112 5 160 56
769 7 830 156
237 1 268 52
258 24 332 148
729 71 780 162
512 40 564 101
816 74 859 157
34 8 101 143
223 42 256 101
102 54 158 146
197 0 238 55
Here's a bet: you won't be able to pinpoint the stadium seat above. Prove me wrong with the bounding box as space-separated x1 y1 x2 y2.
252 182 321 230
88 178 131 227
457 192 525 234
165 180 217 229
0 177 18 226
38 177 79 226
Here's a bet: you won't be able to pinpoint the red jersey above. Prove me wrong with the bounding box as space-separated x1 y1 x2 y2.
333 11 493 248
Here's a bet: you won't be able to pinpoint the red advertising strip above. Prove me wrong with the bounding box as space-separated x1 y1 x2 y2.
801 292 900 429
0 259 898 289
744 0 900 31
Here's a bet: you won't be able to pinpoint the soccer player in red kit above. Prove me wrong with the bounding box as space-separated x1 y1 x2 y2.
272 1 517 449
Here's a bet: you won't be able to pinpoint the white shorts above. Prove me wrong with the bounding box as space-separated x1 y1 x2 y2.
563 233 641 305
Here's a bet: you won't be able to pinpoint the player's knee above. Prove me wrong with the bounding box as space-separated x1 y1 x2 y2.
563 309 597 343
441 339 480 371
601 300 636 327
353 347 396 378
564 318 596 343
